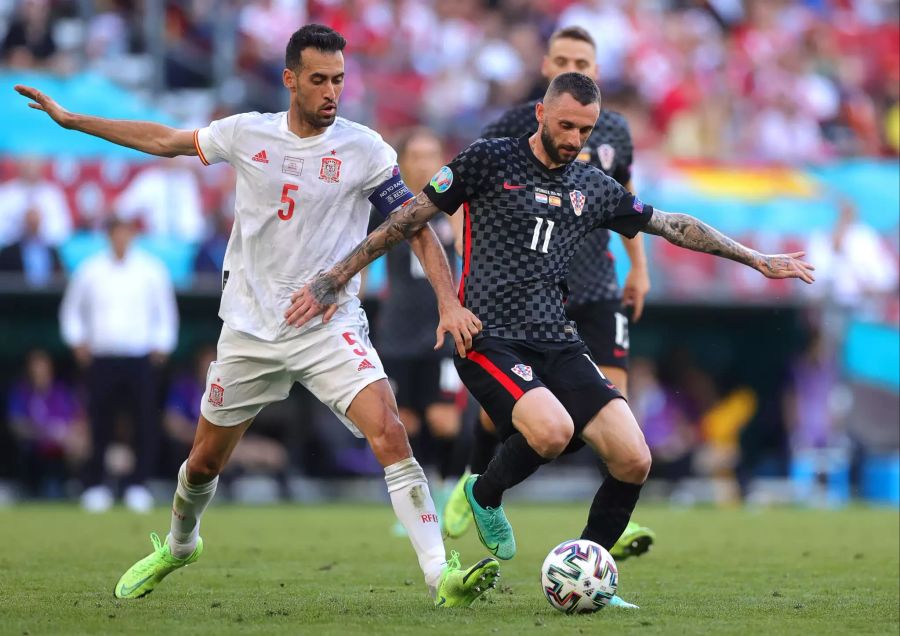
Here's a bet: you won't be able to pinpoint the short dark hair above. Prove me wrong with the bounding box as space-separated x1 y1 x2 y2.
285 24 347 70
548 26 596 50
545 72 601 106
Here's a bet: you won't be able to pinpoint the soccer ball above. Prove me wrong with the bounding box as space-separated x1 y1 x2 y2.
540 539 618 614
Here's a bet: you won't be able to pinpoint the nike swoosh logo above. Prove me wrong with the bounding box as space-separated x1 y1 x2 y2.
613 348 628 358
503 181 526 190
436 596 447 606
118 575 153 597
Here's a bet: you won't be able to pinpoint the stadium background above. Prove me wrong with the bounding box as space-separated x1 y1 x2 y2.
0 0 897 511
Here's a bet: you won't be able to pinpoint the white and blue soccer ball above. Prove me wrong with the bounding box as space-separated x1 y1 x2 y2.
540 539 618 614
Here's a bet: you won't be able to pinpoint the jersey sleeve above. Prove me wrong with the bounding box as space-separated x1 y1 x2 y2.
423 140 491 214
363 136 414 217
194 113 245 166
591 175 654 238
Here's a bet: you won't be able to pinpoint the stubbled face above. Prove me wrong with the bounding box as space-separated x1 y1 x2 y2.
399 133 444 192
536 92 600 164
283 48 345 130
542 37 597 82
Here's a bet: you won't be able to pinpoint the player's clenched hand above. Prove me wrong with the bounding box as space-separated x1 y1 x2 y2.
622 266 650 322
14 85 73 128
284 273 340 327
435 304 482 358
755 251 816 284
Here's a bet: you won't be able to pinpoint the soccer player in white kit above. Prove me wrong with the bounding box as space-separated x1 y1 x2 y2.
15 24 499 607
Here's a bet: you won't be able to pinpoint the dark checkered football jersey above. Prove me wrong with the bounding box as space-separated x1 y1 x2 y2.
481 101 634 306
423 136 652 343
376 214 458 357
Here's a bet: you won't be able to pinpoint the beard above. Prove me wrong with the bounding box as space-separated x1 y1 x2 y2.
301 106 337 129
540 126 580 165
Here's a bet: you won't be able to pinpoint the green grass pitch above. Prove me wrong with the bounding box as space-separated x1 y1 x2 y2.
1 503 897 635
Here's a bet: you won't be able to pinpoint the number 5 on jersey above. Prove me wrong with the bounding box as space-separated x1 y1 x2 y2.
278 183 299 220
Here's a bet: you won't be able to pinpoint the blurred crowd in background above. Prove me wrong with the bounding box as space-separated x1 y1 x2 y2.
0 0 898 508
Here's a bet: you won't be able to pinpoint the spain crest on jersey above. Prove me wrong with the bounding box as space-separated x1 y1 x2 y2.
569 190 586 216
208 383 224 407
319 156 342 183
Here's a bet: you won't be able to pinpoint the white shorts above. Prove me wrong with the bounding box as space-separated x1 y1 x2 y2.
200 309 386 437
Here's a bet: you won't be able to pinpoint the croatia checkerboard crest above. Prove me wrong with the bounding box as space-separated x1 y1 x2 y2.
569 190 586 216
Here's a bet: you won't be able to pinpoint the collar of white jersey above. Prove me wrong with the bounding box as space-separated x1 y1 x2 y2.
282 111 336 145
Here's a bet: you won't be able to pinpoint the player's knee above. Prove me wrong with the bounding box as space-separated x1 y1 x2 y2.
368 414 412 466
186 451 225 482
612 444 652 484
528 421 574 459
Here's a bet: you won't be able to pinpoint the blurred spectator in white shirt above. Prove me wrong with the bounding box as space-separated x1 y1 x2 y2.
113 157 204 242
0 157 73 248
60 217 178 513
806 199 899 308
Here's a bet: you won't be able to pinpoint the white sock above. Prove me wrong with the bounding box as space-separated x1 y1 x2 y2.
167 461 218 558
384 457 446 595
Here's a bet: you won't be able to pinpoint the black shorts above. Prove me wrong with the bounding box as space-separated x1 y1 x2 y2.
454 336 624 452
565 300 630 371
382 355 457 412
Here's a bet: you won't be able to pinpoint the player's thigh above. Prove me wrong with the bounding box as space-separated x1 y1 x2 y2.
599 366 628 398
453 337 537 440
542 341 625 455
580 398 651 483
295 313 403 455
454 337 570 455
200 323 293 429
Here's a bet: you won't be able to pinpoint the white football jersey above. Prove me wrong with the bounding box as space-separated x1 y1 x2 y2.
194 112 400 341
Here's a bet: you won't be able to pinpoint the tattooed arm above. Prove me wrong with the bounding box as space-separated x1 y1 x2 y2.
644 210 816 283
284 192 482 354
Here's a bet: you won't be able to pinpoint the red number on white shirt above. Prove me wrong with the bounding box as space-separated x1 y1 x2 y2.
342 331 367 356
278 183 299 220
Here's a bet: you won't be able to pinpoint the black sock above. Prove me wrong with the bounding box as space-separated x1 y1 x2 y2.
470 420 499 475
580 476 643 550
472 433 550 508
435 435 469 481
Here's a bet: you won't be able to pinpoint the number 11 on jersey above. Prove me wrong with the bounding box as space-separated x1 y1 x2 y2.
278 183 299 220
530 216 555 253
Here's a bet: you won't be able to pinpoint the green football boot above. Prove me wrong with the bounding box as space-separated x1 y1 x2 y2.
609 521 655 561
463 474 516 560
114 532 203 599
442 472 474 539
434 551 500 607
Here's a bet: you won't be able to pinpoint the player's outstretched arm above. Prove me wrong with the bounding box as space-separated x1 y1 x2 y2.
15 85 197 158
644 209 816 284
284 192 443 327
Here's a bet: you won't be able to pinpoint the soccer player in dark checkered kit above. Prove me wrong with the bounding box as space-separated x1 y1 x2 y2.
285 73 815 605
454 26 656 561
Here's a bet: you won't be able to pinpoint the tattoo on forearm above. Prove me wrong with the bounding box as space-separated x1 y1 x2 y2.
645 211 759 268
313 192 441 303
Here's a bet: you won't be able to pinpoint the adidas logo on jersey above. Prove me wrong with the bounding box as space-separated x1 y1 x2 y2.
252 149 269 163
357 359 375 372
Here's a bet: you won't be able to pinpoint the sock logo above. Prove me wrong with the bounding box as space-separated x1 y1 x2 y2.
420 513 439 524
